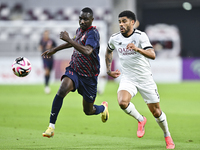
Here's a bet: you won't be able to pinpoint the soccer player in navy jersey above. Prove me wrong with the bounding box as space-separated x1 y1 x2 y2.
39 30 57 94
42 7 109 138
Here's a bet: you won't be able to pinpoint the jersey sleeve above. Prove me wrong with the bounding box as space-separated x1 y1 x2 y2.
139 32 153 50
107 36 115 51
85 30 100 49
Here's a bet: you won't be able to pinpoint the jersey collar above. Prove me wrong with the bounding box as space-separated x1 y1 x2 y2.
122 28 135 38
80 26 95 33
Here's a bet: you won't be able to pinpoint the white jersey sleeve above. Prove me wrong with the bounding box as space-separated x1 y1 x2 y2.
108 32 120 51
139 32 153 50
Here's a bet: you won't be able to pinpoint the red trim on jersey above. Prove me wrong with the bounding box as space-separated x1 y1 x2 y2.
80 26 96 32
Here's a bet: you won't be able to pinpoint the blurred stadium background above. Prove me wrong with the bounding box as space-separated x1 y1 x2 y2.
0 0 200 84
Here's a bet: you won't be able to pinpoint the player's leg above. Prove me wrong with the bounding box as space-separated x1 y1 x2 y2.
147 103 175 149
139 79 174 148
79 75 109 122
117 78 146 137
147 103 170 135
118 90 146 137
82 98 109 122
44 67 51 94
43 77 74 138
50 76 74 123
117 77 143 121
82 99 103 115
44 59 53 94
118 90 142 120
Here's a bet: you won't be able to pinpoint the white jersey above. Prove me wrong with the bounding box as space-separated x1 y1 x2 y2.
108 29 154 83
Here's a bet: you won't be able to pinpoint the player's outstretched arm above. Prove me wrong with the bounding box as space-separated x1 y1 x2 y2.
60 31 93 56
105 47 121 78
41 42 72 58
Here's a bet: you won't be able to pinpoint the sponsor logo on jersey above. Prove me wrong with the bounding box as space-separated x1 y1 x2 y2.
118 48 137 55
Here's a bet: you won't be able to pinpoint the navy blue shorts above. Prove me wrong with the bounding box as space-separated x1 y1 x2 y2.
43 58 53 70
61 66 97 103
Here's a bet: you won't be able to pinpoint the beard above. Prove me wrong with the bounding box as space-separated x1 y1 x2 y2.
121 26 131 37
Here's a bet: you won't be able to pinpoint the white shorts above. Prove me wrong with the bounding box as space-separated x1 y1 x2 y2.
117 77 160 104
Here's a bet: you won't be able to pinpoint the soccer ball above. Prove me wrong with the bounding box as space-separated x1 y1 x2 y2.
12 57 31 77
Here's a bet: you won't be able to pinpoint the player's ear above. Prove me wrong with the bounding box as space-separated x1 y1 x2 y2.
131 19 135 25
91 17 94 22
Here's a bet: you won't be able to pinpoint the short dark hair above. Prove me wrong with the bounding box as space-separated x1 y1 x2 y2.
81 7 93 16
118 10 136 21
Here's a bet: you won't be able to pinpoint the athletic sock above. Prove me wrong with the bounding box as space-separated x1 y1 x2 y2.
93 104 105 115
155 111 171 137
50 94 63 124
45 75 50 86
49 123 55 129
123 102 144 122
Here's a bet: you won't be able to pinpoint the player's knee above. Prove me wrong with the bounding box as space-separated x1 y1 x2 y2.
57 88 67 97
118 100 129 109
83 109 93 115
152 109 162 118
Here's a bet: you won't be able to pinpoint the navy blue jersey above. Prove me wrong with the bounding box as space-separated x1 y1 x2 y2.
70 26 100 77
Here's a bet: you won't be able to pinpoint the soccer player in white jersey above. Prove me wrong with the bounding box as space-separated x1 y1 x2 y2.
105 10 175 149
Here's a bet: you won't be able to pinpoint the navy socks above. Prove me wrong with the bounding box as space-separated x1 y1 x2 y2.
49 95 105 124
93 105 105 115
45 75 50 86
50 94 63 124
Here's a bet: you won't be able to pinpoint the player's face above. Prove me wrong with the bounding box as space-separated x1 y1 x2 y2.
43 31 49 40
79 11 94 31
118 17 134 37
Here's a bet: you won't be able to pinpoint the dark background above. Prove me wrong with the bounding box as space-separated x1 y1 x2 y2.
137 0 200 57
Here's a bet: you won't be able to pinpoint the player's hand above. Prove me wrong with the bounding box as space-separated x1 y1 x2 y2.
126 43 138 52
41 49 56 58
60 31 70 42
107 69 121 78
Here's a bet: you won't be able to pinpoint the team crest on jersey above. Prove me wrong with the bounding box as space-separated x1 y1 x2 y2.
131 40 136 44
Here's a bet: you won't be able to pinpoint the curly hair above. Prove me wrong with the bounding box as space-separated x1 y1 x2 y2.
118 10 136 21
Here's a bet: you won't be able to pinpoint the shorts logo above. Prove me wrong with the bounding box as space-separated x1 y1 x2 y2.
69 70 73 75
90 95 95 99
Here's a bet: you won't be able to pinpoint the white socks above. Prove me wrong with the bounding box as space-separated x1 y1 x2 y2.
123 102 144 122
155 111 171 137
49 123 55 129
124 102 171 137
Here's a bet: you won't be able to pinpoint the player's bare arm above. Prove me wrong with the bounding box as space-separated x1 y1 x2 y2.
105 47 121 78
127 43 156 60
60 31 93 56
41 42 73 58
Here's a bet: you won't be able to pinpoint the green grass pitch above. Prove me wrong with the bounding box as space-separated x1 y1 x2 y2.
0 81 200 150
